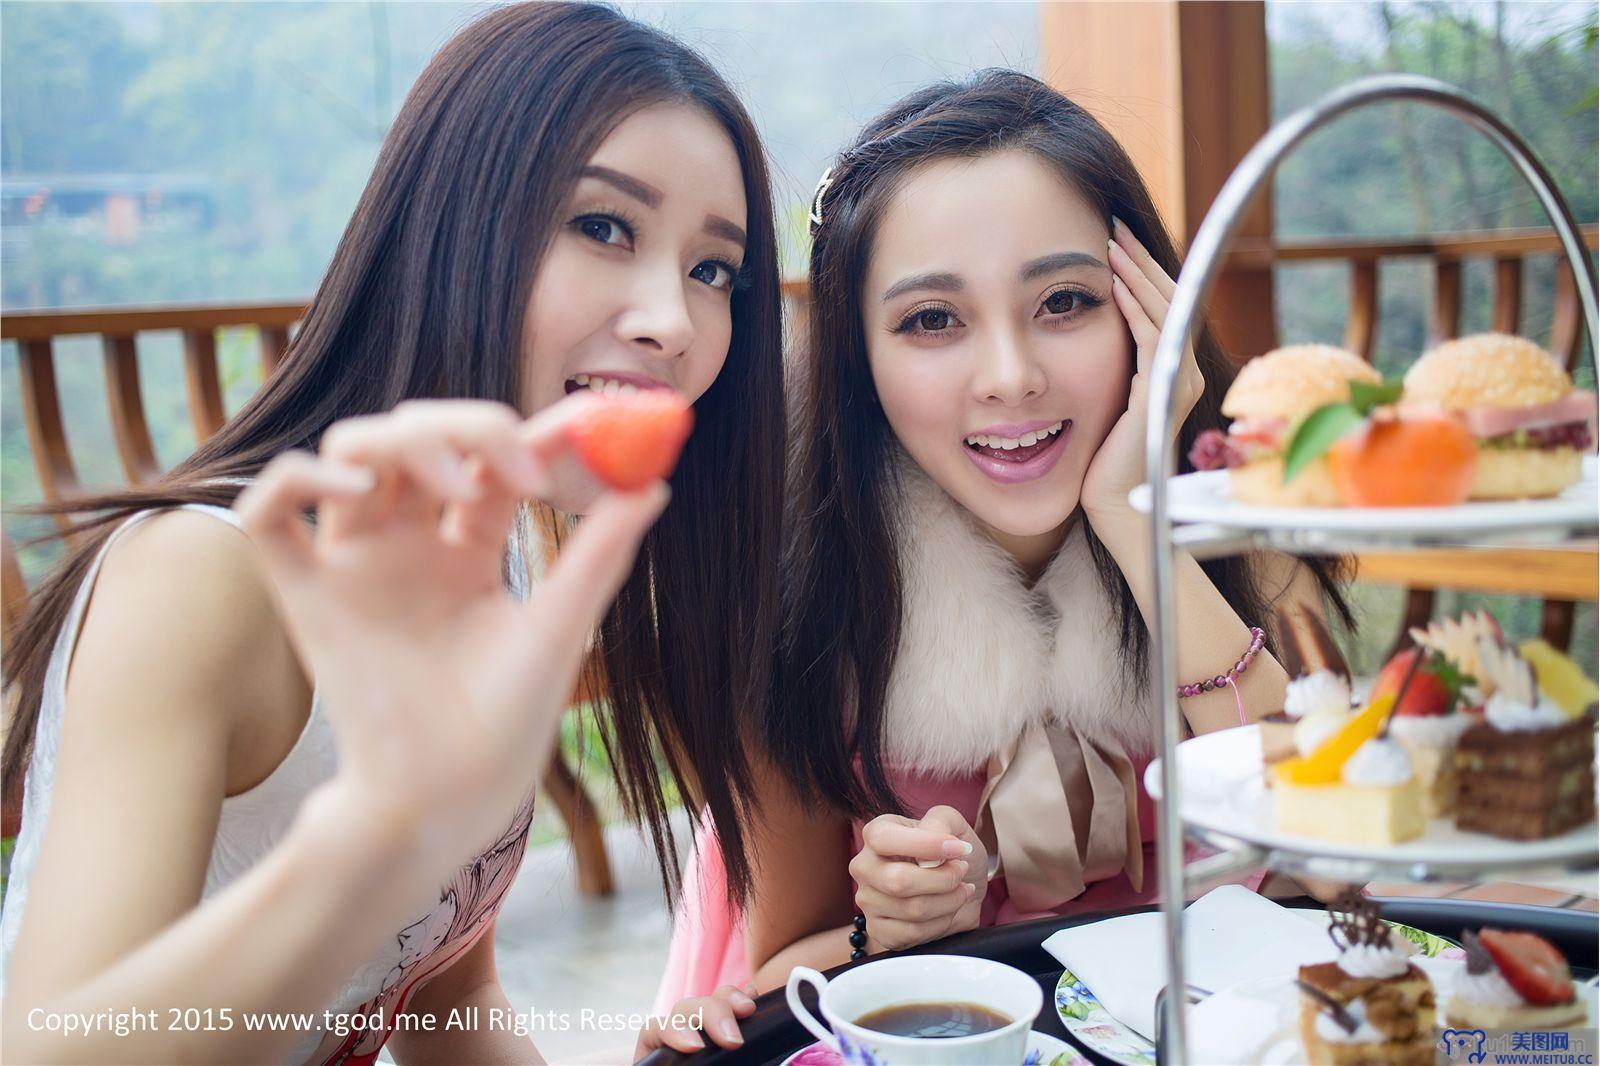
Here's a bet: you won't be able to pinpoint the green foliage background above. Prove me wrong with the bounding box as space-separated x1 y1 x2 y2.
1 3 1595 845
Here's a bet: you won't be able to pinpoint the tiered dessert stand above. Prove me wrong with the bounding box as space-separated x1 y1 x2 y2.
1139 74 1600 1063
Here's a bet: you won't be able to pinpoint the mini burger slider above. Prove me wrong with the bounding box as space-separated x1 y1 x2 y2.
1189 344 1381 506
1403 333 1595 500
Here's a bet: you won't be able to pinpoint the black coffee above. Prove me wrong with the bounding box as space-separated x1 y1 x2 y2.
854 1001 1011 1039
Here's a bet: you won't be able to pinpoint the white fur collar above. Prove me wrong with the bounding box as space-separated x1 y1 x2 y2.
879 457 1156 775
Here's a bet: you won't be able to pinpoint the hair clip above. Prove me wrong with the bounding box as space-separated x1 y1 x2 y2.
808 166 835 231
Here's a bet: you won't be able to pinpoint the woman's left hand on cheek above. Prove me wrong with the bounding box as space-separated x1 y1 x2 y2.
1081 217 1206 526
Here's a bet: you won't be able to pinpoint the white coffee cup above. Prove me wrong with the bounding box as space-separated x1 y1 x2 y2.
785 955 1043 1065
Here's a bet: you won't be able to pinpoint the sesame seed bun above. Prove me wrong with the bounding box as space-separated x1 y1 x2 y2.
1222 345 1382 422
1404 333 1572 411
1229 456 1342 507
1468 445 1583 500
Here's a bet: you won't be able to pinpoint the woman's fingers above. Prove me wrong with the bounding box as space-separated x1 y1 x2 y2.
698 993 747 1048
234 451 376 572
857 880 975 922
317 402 545 539
524 482 670 673
1112 216 1177 300
637 985 756 1058
1110 274 1159 380
438 456 521 551
1108 239 1169 328
851 853 970 898
860 815 973 864
389 401 546 496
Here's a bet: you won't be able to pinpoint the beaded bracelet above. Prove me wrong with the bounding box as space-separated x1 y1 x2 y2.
849 913 868 961
1176 626 1265 727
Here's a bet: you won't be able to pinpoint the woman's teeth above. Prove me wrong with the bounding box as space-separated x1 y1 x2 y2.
569 374 639 397
964 421 1064 450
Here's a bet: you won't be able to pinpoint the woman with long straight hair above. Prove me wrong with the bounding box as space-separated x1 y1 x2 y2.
1 4 780 1060
655 69 1350 1008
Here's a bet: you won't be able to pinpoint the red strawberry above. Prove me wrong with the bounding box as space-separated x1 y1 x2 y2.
1373 648 1451 717
1478 928 1575 1006
565 391 694 492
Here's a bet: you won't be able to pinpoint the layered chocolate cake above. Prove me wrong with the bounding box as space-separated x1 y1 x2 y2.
1455 709 1596 839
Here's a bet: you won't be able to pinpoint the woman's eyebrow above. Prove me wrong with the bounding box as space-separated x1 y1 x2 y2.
580 165 662 207
881 271 963 303
704 215 746 248
1019 251 1106 282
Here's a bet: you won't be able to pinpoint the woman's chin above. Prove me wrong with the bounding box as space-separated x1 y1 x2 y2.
940 480 1079 540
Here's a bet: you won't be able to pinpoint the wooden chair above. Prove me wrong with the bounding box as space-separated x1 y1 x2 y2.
0 304 615 894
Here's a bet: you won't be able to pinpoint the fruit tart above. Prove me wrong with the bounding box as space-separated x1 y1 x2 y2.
1445 928 1588 1031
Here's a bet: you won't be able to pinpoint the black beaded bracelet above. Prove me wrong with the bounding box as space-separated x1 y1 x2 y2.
849 913 868 961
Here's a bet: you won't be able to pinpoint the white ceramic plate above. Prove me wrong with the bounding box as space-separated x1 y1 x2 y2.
1187 961 1598 1065
778 1028 1088 1066
1127 455 1598 538
1051 913 1457 1066
1143 725 1598 874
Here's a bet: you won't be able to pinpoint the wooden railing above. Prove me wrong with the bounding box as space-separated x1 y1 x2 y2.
1227 225 1598 652
2 228 1595 647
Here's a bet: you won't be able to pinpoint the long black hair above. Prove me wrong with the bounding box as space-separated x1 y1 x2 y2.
4 1 783 907
771 69 1348 821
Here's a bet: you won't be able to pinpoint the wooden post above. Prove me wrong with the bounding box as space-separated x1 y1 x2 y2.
1040 0 1277 361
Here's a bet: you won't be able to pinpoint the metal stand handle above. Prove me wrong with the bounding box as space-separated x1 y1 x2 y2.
1142 73 1598 1064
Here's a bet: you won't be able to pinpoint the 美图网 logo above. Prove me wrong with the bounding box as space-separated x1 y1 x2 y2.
1439 1027 1597 1064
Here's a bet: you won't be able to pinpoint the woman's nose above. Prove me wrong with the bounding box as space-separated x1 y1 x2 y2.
971 327 1046 405
615 263 695 359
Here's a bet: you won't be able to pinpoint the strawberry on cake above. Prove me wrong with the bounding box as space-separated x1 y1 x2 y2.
1446 929 1588 1031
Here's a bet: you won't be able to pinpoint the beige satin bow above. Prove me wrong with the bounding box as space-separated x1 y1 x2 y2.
973 717 1143 914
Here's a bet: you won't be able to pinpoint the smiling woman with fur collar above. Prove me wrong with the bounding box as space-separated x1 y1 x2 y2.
650 70 1351 1011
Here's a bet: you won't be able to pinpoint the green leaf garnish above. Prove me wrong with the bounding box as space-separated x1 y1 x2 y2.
1348 378 1403 413
1282 402 1365 484
1423 651 1475 710
1278 375 1404 485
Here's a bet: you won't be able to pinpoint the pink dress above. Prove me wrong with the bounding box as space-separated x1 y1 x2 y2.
651 751 1259 1011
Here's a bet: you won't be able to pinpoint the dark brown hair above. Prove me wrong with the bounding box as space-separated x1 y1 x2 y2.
771 69 1348 818
3 1 783 906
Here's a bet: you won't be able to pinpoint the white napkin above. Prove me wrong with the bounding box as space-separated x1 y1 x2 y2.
1041 885 1340 1041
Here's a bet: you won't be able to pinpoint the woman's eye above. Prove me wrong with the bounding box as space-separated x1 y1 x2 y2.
892 303 962 337
909 308 954 333
575 215 630 248
1041 289 1081 316
689 260 735 290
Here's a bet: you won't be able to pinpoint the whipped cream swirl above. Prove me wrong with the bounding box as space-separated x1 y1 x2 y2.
1485 691 1568 733
1389 711 1477 748
1453 966 1526 1009
1284 670 1352 720
1336 940 1411 980
1341 737 1413 786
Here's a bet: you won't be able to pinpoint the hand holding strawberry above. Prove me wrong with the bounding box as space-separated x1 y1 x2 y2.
566 391 695 492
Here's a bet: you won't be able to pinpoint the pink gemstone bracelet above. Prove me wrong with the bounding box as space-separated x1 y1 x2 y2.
1177 626 1266 726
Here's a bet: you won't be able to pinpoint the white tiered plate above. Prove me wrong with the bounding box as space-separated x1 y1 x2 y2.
1144 725 1598 880
1128 455 1598 542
